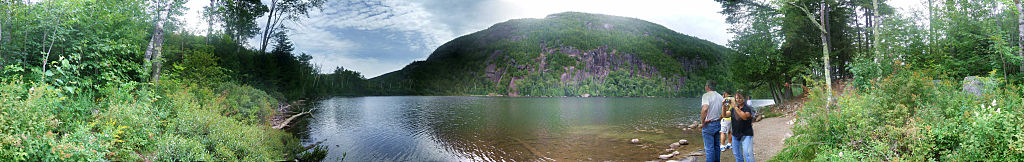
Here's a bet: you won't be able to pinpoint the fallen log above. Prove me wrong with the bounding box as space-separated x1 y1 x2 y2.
273 111 309 129
303 139 327 151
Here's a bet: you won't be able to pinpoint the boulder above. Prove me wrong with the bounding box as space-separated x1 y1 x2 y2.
630 138 640 144
669 142 681 148
678 139 689 145
963 76 994 96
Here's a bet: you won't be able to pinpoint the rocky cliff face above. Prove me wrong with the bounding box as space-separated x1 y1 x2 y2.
372 12 735 97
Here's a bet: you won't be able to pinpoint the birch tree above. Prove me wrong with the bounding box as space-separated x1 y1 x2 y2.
1017 0 1023 73
143 0 184 83
257 0 325 54
790 0 834 105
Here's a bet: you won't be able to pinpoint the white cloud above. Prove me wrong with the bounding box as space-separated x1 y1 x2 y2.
305 0 456 52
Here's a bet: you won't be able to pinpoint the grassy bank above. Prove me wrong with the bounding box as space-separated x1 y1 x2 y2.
0 79 305 161
774 71 1024 161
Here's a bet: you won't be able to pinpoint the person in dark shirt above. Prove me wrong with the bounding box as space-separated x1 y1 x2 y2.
730 91 755 162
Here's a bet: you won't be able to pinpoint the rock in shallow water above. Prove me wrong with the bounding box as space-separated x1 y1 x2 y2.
669 142 680 148
658 154 675 159
678 139 689 145
631 138 640 143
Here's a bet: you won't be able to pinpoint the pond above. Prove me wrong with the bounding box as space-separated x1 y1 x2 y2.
291 96 774 161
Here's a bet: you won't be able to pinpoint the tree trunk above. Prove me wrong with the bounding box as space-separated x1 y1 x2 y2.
873 0 881 61
775 81 788 104
769 81 781 104
41 23 58 82
145 2 172 83
928 0 934 58
784 82 794 99
1017 0 1023 73
1 12 4 59
820 2 834 104
206 0 216 44
259 0 278 53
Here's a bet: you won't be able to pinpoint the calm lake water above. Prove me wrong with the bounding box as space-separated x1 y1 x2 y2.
292 96 774 161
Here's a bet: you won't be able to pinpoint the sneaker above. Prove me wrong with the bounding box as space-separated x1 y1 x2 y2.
720 145 727 152
726 143 732 149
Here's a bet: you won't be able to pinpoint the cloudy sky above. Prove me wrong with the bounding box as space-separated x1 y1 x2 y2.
179 0 927 78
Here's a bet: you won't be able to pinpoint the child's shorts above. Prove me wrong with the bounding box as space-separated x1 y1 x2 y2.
720 119 731 133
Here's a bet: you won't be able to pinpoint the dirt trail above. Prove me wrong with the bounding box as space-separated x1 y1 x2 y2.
752 114 795 162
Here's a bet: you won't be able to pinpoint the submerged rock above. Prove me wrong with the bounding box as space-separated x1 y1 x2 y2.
674 156 697 162
669 142 680 148
687 121 700 129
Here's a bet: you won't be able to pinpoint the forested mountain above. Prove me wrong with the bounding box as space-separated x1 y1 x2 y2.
372 12 736 97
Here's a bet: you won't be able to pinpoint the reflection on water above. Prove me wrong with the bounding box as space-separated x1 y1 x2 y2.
294 96 774 161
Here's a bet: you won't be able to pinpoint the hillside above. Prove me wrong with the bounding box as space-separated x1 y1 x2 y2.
372 12 736 97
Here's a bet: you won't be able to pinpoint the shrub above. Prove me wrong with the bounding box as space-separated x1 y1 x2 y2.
0 79 303 161
774 70 1024 161
0 82 109 161
156 80 300 161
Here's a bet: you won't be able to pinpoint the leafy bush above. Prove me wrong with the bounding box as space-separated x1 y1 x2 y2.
297 145 329 162
0 82 109 161
156 79 300 161
0 79 303 161
775 70 1024 161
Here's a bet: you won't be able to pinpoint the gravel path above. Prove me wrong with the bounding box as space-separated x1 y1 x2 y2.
751 115 795 162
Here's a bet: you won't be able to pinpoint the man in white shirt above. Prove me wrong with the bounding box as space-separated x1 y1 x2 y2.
698 80 724 162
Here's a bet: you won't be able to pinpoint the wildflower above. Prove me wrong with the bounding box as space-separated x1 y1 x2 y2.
991 99 997 106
